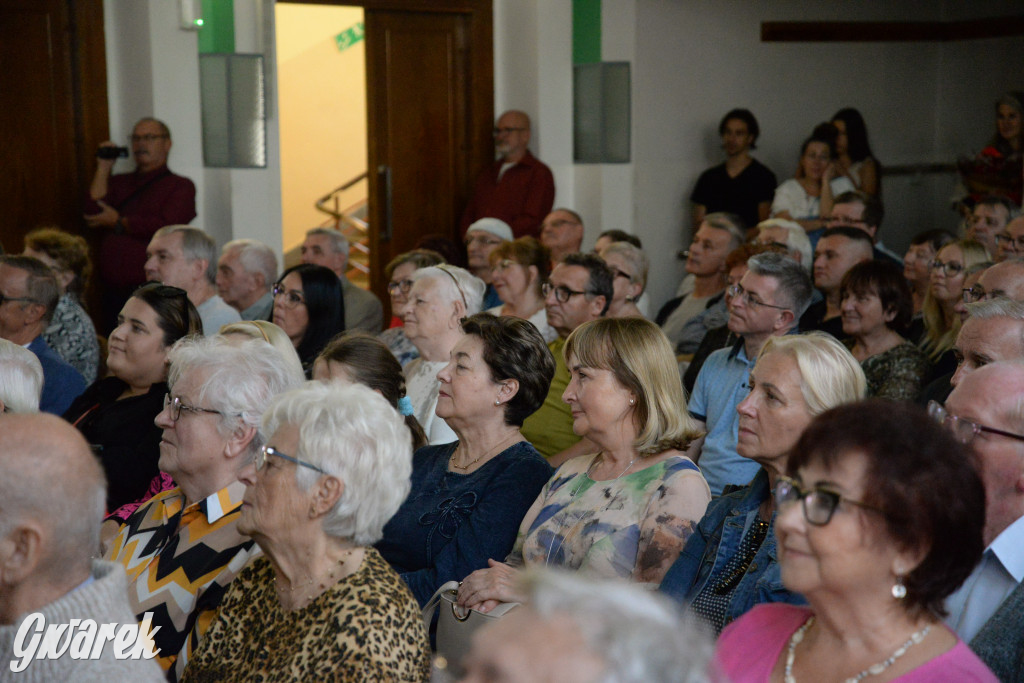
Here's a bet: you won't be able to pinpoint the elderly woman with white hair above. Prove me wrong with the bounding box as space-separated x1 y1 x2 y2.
456 569 713 683
104 336 302 678
599 241 649 319
0 338 44 413
181 383 430 682
401 264 486 444
660 333 867 635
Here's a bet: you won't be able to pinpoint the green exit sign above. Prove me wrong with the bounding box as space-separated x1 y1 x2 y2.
335 23 365 52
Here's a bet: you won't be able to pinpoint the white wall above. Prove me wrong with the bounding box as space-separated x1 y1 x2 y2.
494 0 1024 309
102 0 283 260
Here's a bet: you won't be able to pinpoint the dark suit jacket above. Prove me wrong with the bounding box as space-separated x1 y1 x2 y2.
29 335 86 415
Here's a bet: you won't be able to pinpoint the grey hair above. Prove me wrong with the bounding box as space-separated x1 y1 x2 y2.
758 332 867 416
966 298 1024 321
702 212 746 250
0 255 61 324
167 336 304 459
600 241 649 293
756 218 813 272
0 338 43 413
223 239 278 286
747 252 815 319
261 382 412 545
521 569 714 683
307 227 349 255
155 225 217 284
410 265 486 315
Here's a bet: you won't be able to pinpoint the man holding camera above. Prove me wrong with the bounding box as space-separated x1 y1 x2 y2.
84 117 197 333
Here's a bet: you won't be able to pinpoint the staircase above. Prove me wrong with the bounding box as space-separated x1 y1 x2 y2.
314 173 370 288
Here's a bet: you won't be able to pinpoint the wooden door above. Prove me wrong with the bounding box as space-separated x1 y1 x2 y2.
364 2 493 313
0 0 108 253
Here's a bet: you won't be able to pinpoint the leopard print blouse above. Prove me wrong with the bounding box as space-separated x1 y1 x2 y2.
181 548 430 682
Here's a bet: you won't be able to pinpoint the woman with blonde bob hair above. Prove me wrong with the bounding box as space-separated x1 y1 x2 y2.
218 320 305 383
660 332 867 635
182 383 430 681
458 317 712 613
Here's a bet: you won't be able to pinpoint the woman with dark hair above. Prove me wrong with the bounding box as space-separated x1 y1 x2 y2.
272 263 345 376
716 400 996 682
64 282 201 512
376 313 556 605
831 108 880 196
23 227 101 383
314 331 428 451
771 123 856 245
840 260 929 401
904 229 956 321
487 237 556 342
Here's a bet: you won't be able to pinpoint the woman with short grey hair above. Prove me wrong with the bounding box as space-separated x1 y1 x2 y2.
181 382 430 682
400 264 486 444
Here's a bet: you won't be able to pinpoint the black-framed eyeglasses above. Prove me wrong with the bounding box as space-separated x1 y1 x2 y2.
995 233 1024 251
774 476 883 526
928 400 1024 445
610 267 633 282
492 127 526 136
931 259 964 276
256 444 326 474
962 286 990 304
0 292 37 307
542 281 591 303
163 394 224 422
728 284 789 311
272 283 306 309
387 279 414 296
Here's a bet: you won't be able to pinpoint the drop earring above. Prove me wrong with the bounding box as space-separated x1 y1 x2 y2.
892 574 907 599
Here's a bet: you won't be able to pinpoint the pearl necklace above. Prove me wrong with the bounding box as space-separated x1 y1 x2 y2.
274 548 356 610
784 616 932 683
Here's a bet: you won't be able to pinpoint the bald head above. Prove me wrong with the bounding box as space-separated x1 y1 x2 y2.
495 110 532 162
977 260 1024 301
0 414 105 620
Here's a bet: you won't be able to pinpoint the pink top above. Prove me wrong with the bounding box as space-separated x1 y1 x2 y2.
716 604 998 683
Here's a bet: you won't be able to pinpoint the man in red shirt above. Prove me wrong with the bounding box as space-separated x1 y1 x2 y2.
84 118 197 333
460 110 555 238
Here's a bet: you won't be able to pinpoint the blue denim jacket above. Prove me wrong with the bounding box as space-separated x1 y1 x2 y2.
658 468 805 629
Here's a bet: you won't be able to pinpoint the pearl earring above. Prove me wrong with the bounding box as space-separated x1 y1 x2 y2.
629 397 635 406
892 575 907 599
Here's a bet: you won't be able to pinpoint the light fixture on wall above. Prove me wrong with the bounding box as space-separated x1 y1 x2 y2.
179 0 204 31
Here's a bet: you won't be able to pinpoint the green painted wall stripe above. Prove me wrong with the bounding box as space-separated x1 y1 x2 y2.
573 0 601 65
198 0 235 54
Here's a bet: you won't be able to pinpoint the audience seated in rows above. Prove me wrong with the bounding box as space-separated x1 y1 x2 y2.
0 255 86 415
689 252 814 495
272 263 345 376
459 317 711 612
967 195 1019 257
103 336 302 679
376 314 555 605
401 264 485 445
801 226 874 339
520 253 612 464
662 333 865 633
145 225 240 334
380 248 446 365
465 217 513 309
717 400 994 681
215 238 278 322
23 227 101 383
0 414 164 681
827 189 902 264
300 227 384 332
486 236 557 342
180 383 431 682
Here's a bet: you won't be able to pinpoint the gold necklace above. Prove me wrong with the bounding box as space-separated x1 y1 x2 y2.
449 433 519 471
274 547 357 609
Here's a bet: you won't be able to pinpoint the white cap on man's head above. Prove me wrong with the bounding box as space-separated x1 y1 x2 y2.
467 218 513 242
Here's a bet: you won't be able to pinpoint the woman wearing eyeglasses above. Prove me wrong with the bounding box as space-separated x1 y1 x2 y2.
598 241 648 319
399 264 485 445
64 282 201 512
379 249 446 368
716 400 996 682
180 382 431 682
272 263 345 377
659 333 866 635
919 239 989 379
486 237 557 342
